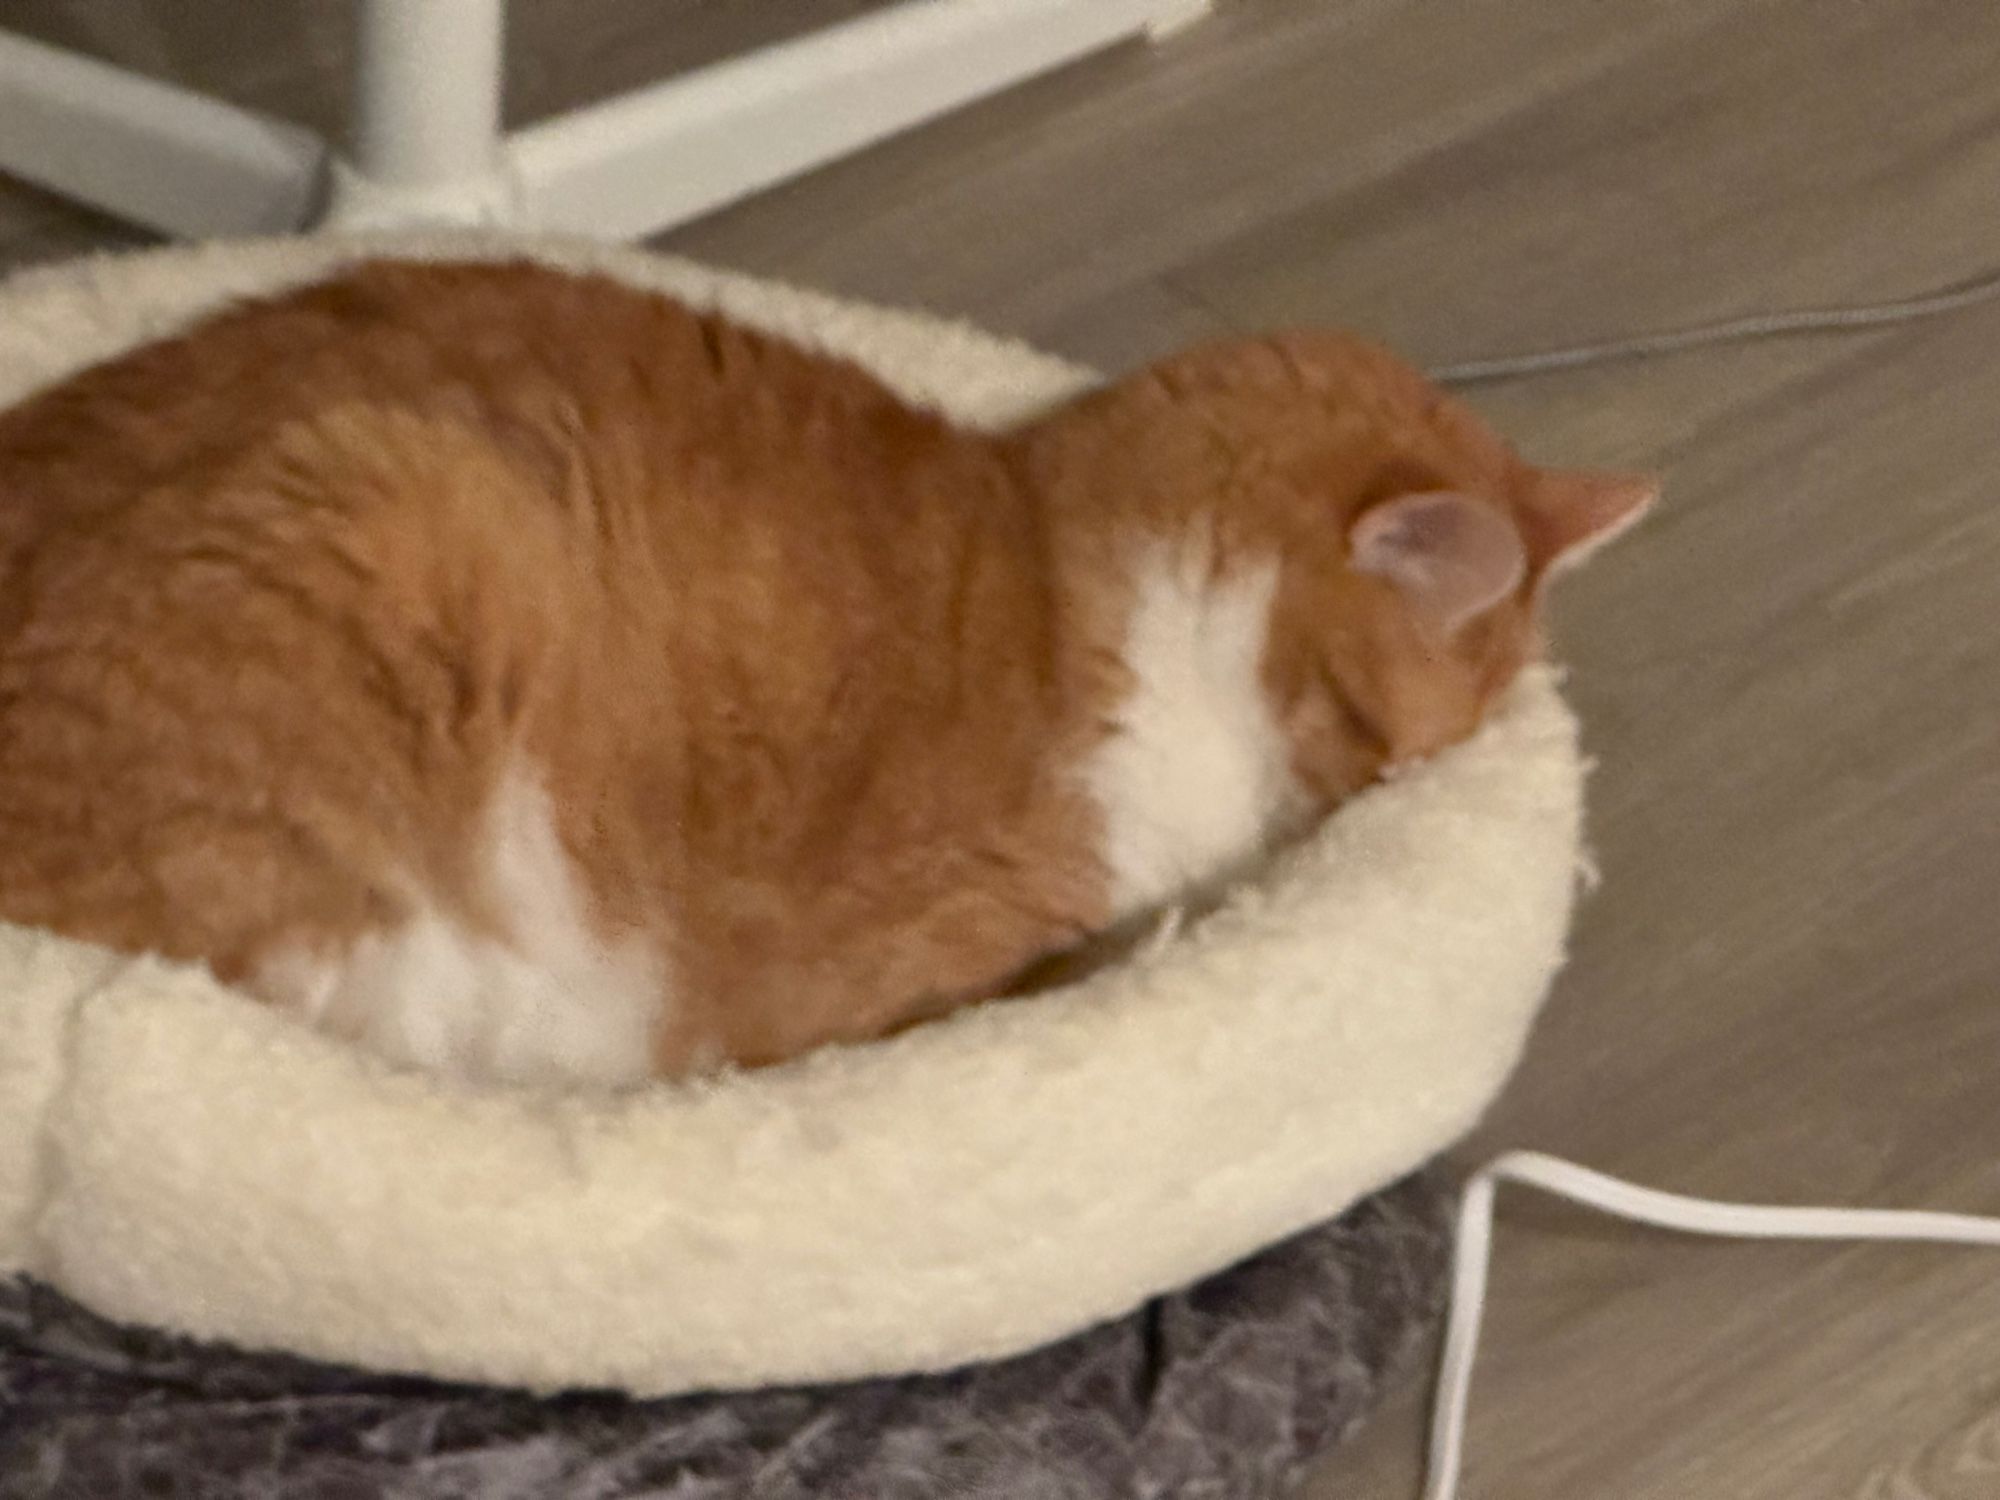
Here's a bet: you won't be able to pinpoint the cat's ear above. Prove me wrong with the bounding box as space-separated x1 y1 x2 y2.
1522 469 1658 577
1348 490 1526 636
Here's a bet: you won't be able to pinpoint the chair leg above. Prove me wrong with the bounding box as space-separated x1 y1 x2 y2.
319 0 515 231
0 28 321 238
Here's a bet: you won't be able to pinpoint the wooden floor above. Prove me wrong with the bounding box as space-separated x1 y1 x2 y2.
5 2 2000 1495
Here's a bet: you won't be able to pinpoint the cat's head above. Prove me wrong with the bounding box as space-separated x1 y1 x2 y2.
1094 331 1656 805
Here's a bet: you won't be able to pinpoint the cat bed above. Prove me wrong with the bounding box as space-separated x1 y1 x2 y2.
0 238 1585 1408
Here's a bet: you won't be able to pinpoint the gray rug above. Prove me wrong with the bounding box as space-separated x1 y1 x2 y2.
0 1172 1447 1500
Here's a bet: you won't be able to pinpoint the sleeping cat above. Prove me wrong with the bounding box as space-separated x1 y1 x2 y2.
0 259 1650 1085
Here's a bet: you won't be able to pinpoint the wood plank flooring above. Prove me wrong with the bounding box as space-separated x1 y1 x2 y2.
5 2 2000 1494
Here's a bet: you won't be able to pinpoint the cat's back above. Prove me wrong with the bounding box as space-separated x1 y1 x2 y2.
0 259 913 513
0 259 992 665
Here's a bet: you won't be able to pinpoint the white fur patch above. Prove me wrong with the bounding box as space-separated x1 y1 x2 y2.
260 769 663 1087
1084 545 1305 918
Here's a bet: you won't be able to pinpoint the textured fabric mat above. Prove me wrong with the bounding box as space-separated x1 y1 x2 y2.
0 1172 1447 1500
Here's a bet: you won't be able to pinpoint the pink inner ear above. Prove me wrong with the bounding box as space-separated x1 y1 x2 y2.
1348 490 1527 635
1526 469 1659 574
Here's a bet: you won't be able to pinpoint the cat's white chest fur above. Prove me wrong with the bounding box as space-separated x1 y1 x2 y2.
259 770 663 1086
1083 547 1304 919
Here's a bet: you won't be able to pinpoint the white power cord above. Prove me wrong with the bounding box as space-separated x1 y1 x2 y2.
1424 1150 2000 1500
1427 265 2000 385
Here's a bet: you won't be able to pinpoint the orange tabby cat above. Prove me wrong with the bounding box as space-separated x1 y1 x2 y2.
0 260 1650 1084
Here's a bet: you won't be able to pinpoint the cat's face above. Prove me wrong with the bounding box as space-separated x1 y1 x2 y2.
1142 333 1655 805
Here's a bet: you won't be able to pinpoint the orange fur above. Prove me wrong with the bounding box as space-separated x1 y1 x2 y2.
0 261 1649 1079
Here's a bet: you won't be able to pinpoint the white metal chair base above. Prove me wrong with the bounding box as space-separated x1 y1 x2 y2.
0 0 1210 243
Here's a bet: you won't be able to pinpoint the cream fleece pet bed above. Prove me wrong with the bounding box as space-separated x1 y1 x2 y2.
0 237 1583 1400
